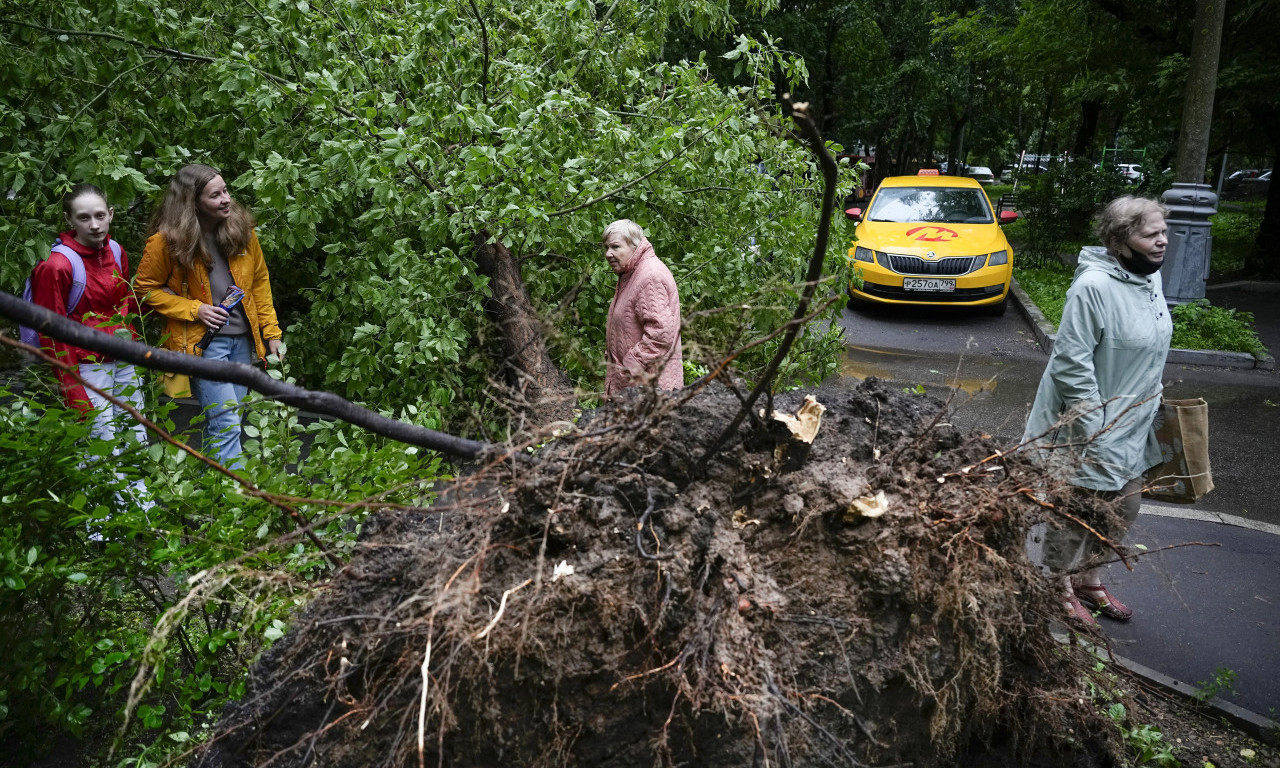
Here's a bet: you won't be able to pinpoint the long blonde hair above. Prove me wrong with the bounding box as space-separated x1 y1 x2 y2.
149 164 255 270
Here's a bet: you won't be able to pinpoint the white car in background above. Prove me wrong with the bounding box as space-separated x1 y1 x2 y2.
966 166 996 185
1117 164 1144 183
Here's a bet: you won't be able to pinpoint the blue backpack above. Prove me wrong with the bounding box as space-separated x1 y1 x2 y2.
19 239 124 348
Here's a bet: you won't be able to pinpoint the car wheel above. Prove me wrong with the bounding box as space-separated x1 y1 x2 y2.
847 289 876 313
983 297 1008 317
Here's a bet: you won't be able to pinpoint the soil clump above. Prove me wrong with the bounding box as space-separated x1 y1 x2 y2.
195 379 1124 767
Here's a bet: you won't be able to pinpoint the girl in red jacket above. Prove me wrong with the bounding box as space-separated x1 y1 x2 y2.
31 184 152 518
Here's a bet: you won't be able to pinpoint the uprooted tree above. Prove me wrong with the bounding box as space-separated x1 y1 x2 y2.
2 91 1131 767
0 2 1144 765
1 2 867 758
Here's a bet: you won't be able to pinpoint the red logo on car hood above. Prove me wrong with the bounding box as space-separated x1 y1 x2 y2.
906 226 960 242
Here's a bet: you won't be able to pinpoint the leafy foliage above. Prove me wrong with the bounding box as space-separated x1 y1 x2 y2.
1 0 852 437
1014 161 1127 266
1170 299 1268 357
0 0 857 761
1016 267 1268 357
1210 212 1262 277
0 371 444 762
1106 703 1180 767
1013 261 1073 325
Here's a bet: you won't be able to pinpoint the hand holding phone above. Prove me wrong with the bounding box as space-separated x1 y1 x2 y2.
196 286 246 350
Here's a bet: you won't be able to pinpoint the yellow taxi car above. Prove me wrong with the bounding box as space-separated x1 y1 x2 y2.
845 173 1018 314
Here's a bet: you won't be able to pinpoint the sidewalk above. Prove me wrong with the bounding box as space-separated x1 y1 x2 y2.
1099 504 1280 726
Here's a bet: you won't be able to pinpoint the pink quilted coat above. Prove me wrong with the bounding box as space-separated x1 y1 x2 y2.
605 238 683 396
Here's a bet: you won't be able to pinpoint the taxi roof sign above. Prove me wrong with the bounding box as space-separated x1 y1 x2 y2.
917 169 940 175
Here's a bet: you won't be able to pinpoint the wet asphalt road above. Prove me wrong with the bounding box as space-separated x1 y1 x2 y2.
832 300 1280 528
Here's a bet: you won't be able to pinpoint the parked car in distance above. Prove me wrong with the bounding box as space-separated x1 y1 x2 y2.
966 166 996 185
1238 170 1272 195
1228 169 1262 183
843 173 1017 315
1117 163 1144 183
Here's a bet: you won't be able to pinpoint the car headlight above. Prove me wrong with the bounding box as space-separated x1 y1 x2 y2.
987 249 1008 266
852 246 875 263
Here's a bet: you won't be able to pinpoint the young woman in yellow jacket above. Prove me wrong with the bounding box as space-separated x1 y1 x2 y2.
135 164 282 469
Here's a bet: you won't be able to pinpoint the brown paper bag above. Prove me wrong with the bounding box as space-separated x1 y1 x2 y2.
1145 398 1214 503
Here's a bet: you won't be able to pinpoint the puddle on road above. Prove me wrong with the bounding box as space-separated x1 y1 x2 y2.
840 350 998 395
839 355 896 381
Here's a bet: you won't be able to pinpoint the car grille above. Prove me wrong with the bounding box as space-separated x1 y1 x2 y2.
879 253 984 276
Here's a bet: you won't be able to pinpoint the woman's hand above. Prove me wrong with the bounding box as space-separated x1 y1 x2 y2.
267 338 283 361
197 303 229 331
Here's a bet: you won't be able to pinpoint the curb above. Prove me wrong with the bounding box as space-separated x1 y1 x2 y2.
1113 649 1280 747
1009 278 1275 371
1052 632 1280 747
1207 280 1280 294
1139 502 1280 536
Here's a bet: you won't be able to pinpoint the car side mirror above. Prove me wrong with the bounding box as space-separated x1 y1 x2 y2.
845 207 863 221
998 210 1019 224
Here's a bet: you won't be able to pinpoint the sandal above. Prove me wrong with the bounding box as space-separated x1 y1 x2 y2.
1073 583 1133 621
1064 594 1099 627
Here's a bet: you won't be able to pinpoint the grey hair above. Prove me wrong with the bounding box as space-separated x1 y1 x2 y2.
1095 196 1169 252
603 219 644 247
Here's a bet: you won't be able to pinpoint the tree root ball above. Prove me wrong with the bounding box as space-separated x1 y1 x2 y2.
196 380 1122 767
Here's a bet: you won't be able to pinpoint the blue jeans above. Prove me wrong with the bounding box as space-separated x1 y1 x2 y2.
193 334 256 469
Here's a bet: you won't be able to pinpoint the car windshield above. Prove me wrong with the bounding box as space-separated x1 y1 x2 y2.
868 187 993 224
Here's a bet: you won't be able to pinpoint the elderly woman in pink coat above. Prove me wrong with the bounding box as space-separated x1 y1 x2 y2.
602 219 683 396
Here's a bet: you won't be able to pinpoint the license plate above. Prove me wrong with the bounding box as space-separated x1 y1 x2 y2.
903 278 956 292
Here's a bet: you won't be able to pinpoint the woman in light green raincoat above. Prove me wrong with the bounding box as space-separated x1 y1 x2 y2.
1022 196 1172 626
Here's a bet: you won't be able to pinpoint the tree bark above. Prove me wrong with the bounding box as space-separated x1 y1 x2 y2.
1245 147 1280 277
1072 99 1102 157
1174 0 1227 183
470 232 575 423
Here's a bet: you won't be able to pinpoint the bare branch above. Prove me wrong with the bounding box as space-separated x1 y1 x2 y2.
701 94 840 462
0 291 489 459
464 0 490 105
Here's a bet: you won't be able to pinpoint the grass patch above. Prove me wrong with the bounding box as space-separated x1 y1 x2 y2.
1015 264 1269 357
1210 210 1260 278
1013 262 1074 326
1171 299 1268 356
985 183 1014 201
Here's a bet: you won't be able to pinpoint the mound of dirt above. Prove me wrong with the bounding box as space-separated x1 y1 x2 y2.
195 379 1121 767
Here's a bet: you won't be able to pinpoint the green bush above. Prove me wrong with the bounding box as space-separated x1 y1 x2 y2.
1015 161 1129 267
0 374 444 764
1016 271 1269 357
1171 299 1268 356
1210 211 1261 277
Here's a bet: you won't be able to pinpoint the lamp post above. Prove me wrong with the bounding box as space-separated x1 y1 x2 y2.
1162 0 1227 304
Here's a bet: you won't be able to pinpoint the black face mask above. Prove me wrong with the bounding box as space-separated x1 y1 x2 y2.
1116 246 1163 276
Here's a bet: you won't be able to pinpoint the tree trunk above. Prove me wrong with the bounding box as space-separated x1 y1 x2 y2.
1245 149 1280 277
1174 0 1226 183
818 19 840 136
1072 99 1102 157
471 232 575 424
1035 90 1054 162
